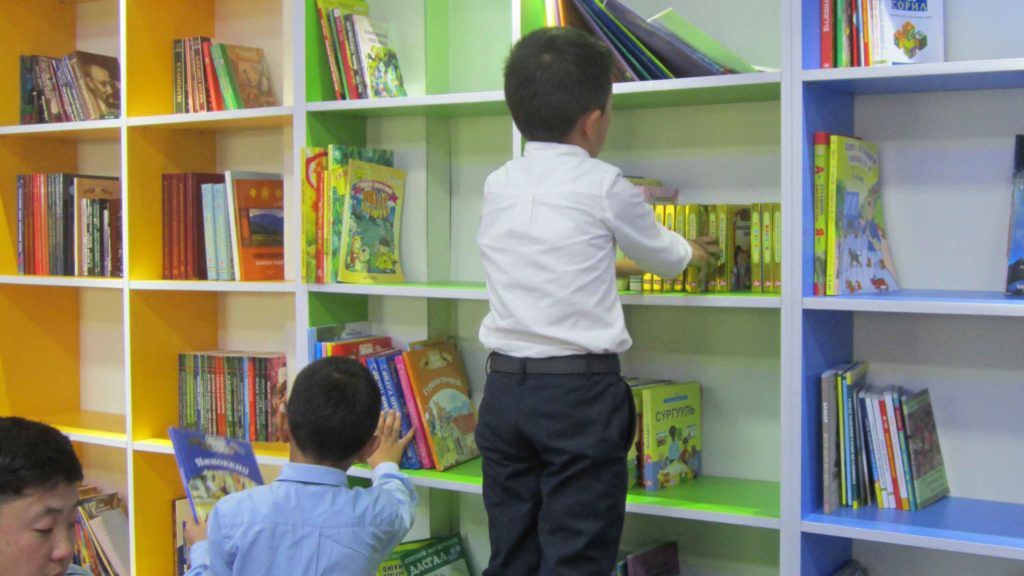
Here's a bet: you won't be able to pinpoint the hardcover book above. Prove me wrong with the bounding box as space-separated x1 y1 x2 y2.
402 341 479 471
169 427 264 523
641 381 701 491
339 159 406 284
348 14 408 98
901 388 949 509
328 146 394 282
216 44 277 109
225 171 284 281
875 0 944 65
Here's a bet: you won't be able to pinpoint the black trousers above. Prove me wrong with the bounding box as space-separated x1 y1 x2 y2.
476 355 635 576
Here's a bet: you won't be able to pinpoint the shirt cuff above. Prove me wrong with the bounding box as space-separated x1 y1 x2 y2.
371 461 402 480
189 540 210 568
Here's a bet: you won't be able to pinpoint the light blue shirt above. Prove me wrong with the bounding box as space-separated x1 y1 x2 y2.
185 462 417 576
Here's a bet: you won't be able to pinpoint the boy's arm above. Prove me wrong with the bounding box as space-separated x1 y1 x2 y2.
607 175 694 279
367 411 419 546
184 503 236 575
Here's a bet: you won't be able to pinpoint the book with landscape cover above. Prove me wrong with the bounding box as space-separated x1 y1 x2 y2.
402 341 479 471
339 159 406 284
168 427 264 523
225 171 284 281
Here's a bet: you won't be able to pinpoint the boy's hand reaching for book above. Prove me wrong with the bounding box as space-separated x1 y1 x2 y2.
368 410 415 469
184 514 208 547
688 235 721 269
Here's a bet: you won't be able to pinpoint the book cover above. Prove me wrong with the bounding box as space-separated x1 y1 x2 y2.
339 159 406 284
641 381 701 491
219 44 277 108
402 341 480 471
602 0 722 78
328 145 395 282
349 14 407 98
827 135 898 295
813 132 830 295
649 7 757 74
875 0 944 65
1004 135 1024 294
377 538 432 575
562 0 639 82
397 534 471 576
225 171 284 281
901 388 949 509
173 498 190 575
625 541 679 576
625 377 670 489
169 427 264 523
731 206 752 291
73 176 120 278
394 353 436 469
579 0 672 81
67 51 121 119
302 147 327 283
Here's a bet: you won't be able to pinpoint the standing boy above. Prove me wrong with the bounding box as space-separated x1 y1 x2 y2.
476 27 719 575
185 356 417 576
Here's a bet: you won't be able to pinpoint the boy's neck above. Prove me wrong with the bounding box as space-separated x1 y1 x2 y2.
288 442 355 471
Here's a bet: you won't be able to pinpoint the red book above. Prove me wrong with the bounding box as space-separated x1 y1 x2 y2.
162 174 171 278
333 9 359 100
248 357 257 441
201 39 225 112
317 7 344 99
821 0 834 68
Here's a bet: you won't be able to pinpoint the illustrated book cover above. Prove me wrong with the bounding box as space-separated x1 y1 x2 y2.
339 159 406 283
168 427 264 523
641 380 701 491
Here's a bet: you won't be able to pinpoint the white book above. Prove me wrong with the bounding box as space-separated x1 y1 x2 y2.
875 0 944 65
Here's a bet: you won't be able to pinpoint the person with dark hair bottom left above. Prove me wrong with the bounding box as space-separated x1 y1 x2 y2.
184 356 417 576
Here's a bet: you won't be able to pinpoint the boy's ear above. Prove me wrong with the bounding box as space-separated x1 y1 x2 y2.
579 108 604 140
355 434 381 463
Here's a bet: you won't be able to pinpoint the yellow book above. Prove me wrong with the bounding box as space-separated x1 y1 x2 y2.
663 204 677 292
653 204 665 292
706 205 719 292
338 159 406 283
773 202 783 293
751 203 762 293
761 203 773 293
684 204 707 293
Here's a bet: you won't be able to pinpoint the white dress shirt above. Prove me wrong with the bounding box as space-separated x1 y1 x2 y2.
478 142 691 357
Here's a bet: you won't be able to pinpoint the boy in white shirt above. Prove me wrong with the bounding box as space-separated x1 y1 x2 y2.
476 27 718 575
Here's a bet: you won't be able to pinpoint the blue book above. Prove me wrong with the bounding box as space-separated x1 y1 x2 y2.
375 354 421 470
168 427 263 523
578 0 672 80
211 183 234 280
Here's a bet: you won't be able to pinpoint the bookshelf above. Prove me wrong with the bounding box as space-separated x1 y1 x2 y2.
1 0 1021 574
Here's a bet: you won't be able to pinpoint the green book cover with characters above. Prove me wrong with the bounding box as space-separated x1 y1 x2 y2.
641 381 701 491
339 159 406 284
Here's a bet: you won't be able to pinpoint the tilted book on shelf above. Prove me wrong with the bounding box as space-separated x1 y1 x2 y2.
649 6 758 74
339 159 406 284
874 0 944 66
169 427 264 523
902 388 949 509
347 14 408 98
1004 135 1024 294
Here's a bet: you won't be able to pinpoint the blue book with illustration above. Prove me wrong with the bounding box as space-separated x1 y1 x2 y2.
169 427 264 523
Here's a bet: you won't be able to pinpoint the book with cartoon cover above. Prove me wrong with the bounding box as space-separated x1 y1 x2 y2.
328 146 394 282
168 427 264 523
640 381 701 491
348 14 407 98
827 135 898 295
402 341 479 471
339 159 406 283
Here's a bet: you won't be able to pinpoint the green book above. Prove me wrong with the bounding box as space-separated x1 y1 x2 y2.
648 7 756 73
902 389 949 509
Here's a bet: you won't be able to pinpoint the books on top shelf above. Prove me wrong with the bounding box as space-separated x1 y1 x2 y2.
161 171 284 281
820 0 944 68
20 51 121 124
1004 135 1024 294
16 173 122 278
820 361 948 512
73 488 130 576
315 0 408 100
814 132 899 296
548 0 758 82
169 427 264 523
173 37 277 113
178 351 288 443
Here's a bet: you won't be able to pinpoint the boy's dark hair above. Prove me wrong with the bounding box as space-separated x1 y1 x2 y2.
504 27 614 143
0 417 83 503
286 356 382 465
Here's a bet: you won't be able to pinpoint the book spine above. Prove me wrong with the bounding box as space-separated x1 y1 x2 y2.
17 176 24 274
877 394 901 509
333 9 359 100
826 136 840 295
885 389 910 510
835 0 848 67
200 184 218 280
773 203 783 293
376 355 420 469
201 39 225 112
821 0 834 68
821 370 836 513
751 202 762 293
173 39 185 113
761 203 773 295
211 44 241 110
652 204 665 292
841 372 857 507
394 354 435 469
857 391 883 507
317 6 344 100
343 14 368 99
813 132 829 295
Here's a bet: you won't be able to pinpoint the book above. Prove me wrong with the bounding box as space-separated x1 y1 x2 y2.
649 7 757 73
625 541 679 576
826 135 898 295
73 176 121 278
328 145 395 282
813 132 830 295
821 367 840 513
1004 135 1024 294
394 353 436 469
731 205 752 291
173 498 191 575
395 534 471 575
402 341 480 471
561 0 639 82
347 14 407 98
901 388 949 509
215 44 277 109
224 171 285 281
641 381 701 491
874 0 944 65
821 0 835 68
602 0 723 78
339 159 406 283
168 427 264 523
76 492 130 576
66 51 121 119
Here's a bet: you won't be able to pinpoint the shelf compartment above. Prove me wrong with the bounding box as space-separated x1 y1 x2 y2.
46 410 127 448
803 290 1024 317
803 497 1024 561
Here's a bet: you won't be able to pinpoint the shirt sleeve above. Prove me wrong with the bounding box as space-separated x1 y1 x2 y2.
605 173 691 279
185 540 210 576
371 462 418 551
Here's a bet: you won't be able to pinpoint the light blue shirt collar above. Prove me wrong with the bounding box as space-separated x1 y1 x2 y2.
276 462 348 487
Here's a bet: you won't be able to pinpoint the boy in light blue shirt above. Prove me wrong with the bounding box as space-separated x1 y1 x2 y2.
185 356 417 576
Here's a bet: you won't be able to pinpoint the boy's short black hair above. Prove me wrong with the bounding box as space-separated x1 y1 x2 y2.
286 356 382 465
504 27 614 143
0 417 83 502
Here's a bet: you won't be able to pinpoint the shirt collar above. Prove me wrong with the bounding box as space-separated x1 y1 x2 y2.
523 141 590 158
276 462 349 487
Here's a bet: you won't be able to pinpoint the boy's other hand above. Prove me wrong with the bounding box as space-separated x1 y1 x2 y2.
184 514 208 547
688 236 721 268
368 410 415 469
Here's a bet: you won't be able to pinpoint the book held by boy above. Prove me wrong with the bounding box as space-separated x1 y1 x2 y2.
169 427 264 523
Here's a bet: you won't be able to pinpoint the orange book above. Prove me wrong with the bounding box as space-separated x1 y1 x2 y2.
225 171 284 281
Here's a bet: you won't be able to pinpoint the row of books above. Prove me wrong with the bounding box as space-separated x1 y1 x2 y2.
309 326 479 472
821 0 944 68
315 0 407 100
177 352 289 442
820 362 948 513
550 0 757 83
73 487 130 576
812 133 899 296
173 38 277 113
626 377 702 492
302 145 407 284
16 173 122 278
19 51 121 124
162 171 284 281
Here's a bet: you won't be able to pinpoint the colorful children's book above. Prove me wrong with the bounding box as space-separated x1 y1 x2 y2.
901 388 949 509
624 377 670 488
168 427 264 523
339 159 406 283
348 14 408 98
875 0 944 65
1004 135 1024 294
376 538 432 575
394 353 436 469
731 205 752 291
216 44 277 109
402 341 479 471
302 147 327 283
225 171 284 281
813 132 830 295
826 135 898 295
396 533 471 576
328 146 394 282
641 381 701 491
